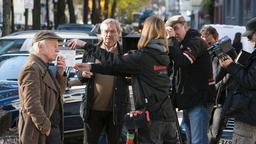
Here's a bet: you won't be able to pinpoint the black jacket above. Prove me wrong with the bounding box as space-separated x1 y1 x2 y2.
225 49 256 126
170 29 216 109
92 39 176 122
78 41 130 125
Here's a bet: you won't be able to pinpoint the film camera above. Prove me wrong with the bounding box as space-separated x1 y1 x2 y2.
207 36 233 58
122 32 141 53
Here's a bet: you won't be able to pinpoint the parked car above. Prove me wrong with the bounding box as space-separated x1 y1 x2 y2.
57 24 94 33
0 30 98 55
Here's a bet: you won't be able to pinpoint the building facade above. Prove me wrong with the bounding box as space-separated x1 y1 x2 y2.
215 0 256 26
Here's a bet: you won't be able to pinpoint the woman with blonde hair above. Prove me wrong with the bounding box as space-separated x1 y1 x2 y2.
73 15 177 143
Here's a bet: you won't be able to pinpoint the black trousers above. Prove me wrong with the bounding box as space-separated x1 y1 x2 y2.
138 121 178 144
84 110 122 144
46 101 62 144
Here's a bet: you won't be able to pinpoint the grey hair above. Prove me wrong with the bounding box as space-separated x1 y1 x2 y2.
29 40 45 54
100 18 122 34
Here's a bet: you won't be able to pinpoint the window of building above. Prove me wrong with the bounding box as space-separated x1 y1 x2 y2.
226 0 231 16
243 0 252 15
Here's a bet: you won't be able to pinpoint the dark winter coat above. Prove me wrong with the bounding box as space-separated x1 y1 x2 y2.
78 41 131 125
91 39 176 122
169 29 216 109
225 49 256 126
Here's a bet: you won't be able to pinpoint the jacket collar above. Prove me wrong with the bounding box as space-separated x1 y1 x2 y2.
97 40 123 54
29 54 48 74
29 54 60 94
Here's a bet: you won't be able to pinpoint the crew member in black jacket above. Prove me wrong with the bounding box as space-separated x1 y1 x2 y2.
219 17 256 144
165 15 216 144
73 16 177 144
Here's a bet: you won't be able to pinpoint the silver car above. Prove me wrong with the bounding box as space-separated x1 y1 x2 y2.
0 30 98 55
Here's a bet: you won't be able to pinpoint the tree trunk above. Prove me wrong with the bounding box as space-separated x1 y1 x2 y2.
103 0 109 19
66 0 76 23
11 0 15 32
110 0 117 18
2 0 12 36
24 9 29 30
46 0 50 29
56 0 66 28
91 0 101 24
208 0 215 24
33 0 41 30
83 0 89 24
53 0 57 29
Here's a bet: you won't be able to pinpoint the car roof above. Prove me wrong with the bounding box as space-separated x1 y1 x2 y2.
0 51 29 56
1 30 97 39
0 51 83 61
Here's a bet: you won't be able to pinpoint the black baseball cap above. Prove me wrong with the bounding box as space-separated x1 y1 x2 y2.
243 17 256 37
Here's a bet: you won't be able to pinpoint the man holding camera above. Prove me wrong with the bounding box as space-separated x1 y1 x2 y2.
219 17 256 144
166 15 215 144
200 25 238 143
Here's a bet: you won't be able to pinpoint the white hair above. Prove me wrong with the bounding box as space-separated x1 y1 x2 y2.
29 40 45 55
29 43 38 54
100 18 122 34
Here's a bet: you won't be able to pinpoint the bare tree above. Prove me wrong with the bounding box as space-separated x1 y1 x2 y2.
56 0 66 28
83 0 89 24
33 0 41 30
67 0 76 23
91 0 101 24
110 0 117 18
2 0 12 36
11 0 15 32
103 0 109 19
46 0 50 29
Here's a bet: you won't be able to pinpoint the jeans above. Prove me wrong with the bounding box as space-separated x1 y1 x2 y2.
183 104 210 144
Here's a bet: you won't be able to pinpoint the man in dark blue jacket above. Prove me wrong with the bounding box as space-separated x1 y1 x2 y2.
166 15 216 144
219 17 256 144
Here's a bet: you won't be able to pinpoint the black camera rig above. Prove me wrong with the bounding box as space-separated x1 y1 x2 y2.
207 36 233 58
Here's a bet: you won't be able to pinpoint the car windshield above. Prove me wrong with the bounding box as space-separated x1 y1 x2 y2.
0 55 28 81
57 24 94 32
0 39 26 54
59 26 93 32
